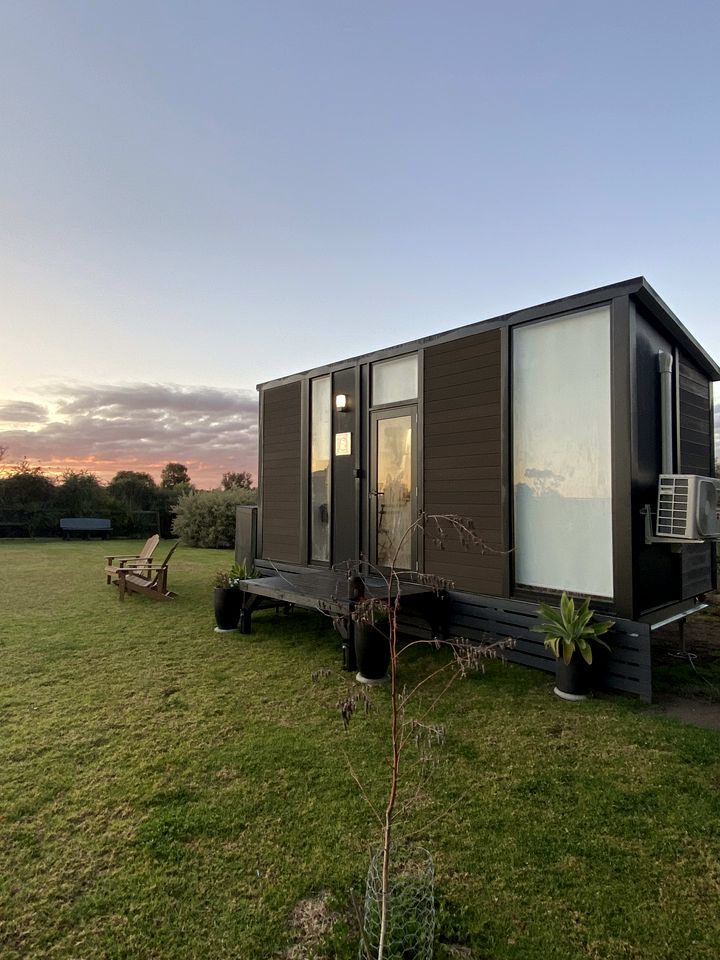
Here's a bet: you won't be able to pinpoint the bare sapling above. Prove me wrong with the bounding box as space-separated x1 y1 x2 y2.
341 512 513 960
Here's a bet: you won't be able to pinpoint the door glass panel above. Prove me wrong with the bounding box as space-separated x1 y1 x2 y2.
376 415 413 569
310 376 331 561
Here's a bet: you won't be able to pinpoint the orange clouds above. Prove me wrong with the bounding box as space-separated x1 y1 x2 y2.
0 382 258 489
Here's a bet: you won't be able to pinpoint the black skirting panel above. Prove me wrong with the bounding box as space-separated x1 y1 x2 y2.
399 590 653 702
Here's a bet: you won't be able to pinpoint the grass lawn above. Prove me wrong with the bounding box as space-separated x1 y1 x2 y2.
1 540 719 959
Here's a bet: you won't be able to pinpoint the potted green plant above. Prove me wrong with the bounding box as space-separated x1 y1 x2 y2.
213 561 256 633
532 592 614 700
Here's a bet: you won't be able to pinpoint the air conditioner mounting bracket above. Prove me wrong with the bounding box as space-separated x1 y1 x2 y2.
640 504 704 548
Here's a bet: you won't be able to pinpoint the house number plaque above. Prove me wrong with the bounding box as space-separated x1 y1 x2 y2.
335 432 352 456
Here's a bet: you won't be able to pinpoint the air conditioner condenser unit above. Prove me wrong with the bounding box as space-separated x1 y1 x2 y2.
656 474 720 540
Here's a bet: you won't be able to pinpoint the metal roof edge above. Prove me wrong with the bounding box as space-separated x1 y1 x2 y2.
633 279 720 381
256 276 718 389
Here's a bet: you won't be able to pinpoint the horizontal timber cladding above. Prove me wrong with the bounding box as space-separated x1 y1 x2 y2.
398 592 653 702
423 329 505 594
678 357 713 475
678 355 715 596
261 382 303 563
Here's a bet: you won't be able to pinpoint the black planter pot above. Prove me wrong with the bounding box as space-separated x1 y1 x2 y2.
554 651 593 700
214 587 242 632
354 622 390 684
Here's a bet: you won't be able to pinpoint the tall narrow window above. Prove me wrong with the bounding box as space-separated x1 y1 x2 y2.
513 306 613 597
310 376 331 562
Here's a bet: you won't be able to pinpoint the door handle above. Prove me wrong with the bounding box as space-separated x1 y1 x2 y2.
369 490 384 497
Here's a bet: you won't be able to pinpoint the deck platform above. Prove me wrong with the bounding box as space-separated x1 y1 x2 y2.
237 569 445 670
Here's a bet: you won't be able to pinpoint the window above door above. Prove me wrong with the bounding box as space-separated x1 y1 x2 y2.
371 354 418 406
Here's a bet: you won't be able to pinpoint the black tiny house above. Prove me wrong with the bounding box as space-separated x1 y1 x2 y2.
249 278 719 700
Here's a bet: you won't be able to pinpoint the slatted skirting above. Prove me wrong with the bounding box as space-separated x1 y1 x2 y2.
399 590 653 702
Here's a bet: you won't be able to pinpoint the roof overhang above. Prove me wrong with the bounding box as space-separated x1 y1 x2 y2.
256 276 720 390
630 278 720 381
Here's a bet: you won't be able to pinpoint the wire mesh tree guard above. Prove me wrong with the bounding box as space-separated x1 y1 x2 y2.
360 844 435 960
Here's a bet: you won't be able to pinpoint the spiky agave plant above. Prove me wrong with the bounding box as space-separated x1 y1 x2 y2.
533 592 614 665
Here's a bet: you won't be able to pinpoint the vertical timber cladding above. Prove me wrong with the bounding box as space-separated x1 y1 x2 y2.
678 355 715 596
423 329 504 593
260 381 303 563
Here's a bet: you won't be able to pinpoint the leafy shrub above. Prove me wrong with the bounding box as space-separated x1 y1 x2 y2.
27 507 64 537
107 471 158 511
55 471 114 517
171 488 257 548
0 470 56 507
212 561 258 589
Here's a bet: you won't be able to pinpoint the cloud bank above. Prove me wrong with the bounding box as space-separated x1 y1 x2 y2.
0 382 258 488
1 386 715 488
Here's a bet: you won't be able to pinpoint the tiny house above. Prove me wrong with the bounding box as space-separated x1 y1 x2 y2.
247 278 719 700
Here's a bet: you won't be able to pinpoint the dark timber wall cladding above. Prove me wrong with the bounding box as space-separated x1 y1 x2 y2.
678 356 713 475
423 329 504 594
261 382 303 563
678 355 715 596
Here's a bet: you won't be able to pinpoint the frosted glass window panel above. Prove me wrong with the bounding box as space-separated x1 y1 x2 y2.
310 376 331 562
372 355 418 406
512 306 613 598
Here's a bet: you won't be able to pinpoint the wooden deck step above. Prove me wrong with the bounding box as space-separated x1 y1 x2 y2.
236 570 444 642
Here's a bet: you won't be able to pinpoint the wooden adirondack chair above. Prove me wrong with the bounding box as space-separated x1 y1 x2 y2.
105 534 160 584
115 542 179 601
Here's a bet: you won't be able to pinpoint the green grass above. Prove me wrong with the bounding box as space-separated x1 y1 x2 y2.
653 608 720 700
1 540 719 959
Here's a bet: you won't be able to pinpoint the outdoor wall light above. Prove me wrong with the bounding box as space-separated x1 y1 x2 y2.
335 393 349 412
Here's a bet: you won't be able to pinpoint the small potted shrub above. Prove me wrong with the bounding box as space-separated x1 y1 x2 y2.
533 592 614 700
213 561 256 633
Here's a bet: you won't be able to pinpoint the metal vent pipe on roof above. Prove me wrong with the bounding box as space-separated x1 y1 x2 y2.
658 351 674 475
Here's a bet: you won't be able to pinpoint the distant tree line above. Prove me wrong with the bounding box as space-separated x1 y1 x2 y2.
0 453 256 545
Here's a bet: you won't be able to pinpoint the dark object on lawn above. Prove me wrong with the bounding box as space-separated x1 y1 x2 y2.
60 517 111 540
214 588 242 631
354 618 391 684
553 652 594 700
116 542 179 601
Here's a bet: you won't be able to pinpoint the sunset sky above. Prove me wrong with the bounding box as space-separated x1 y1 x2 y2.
1 1 718 488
